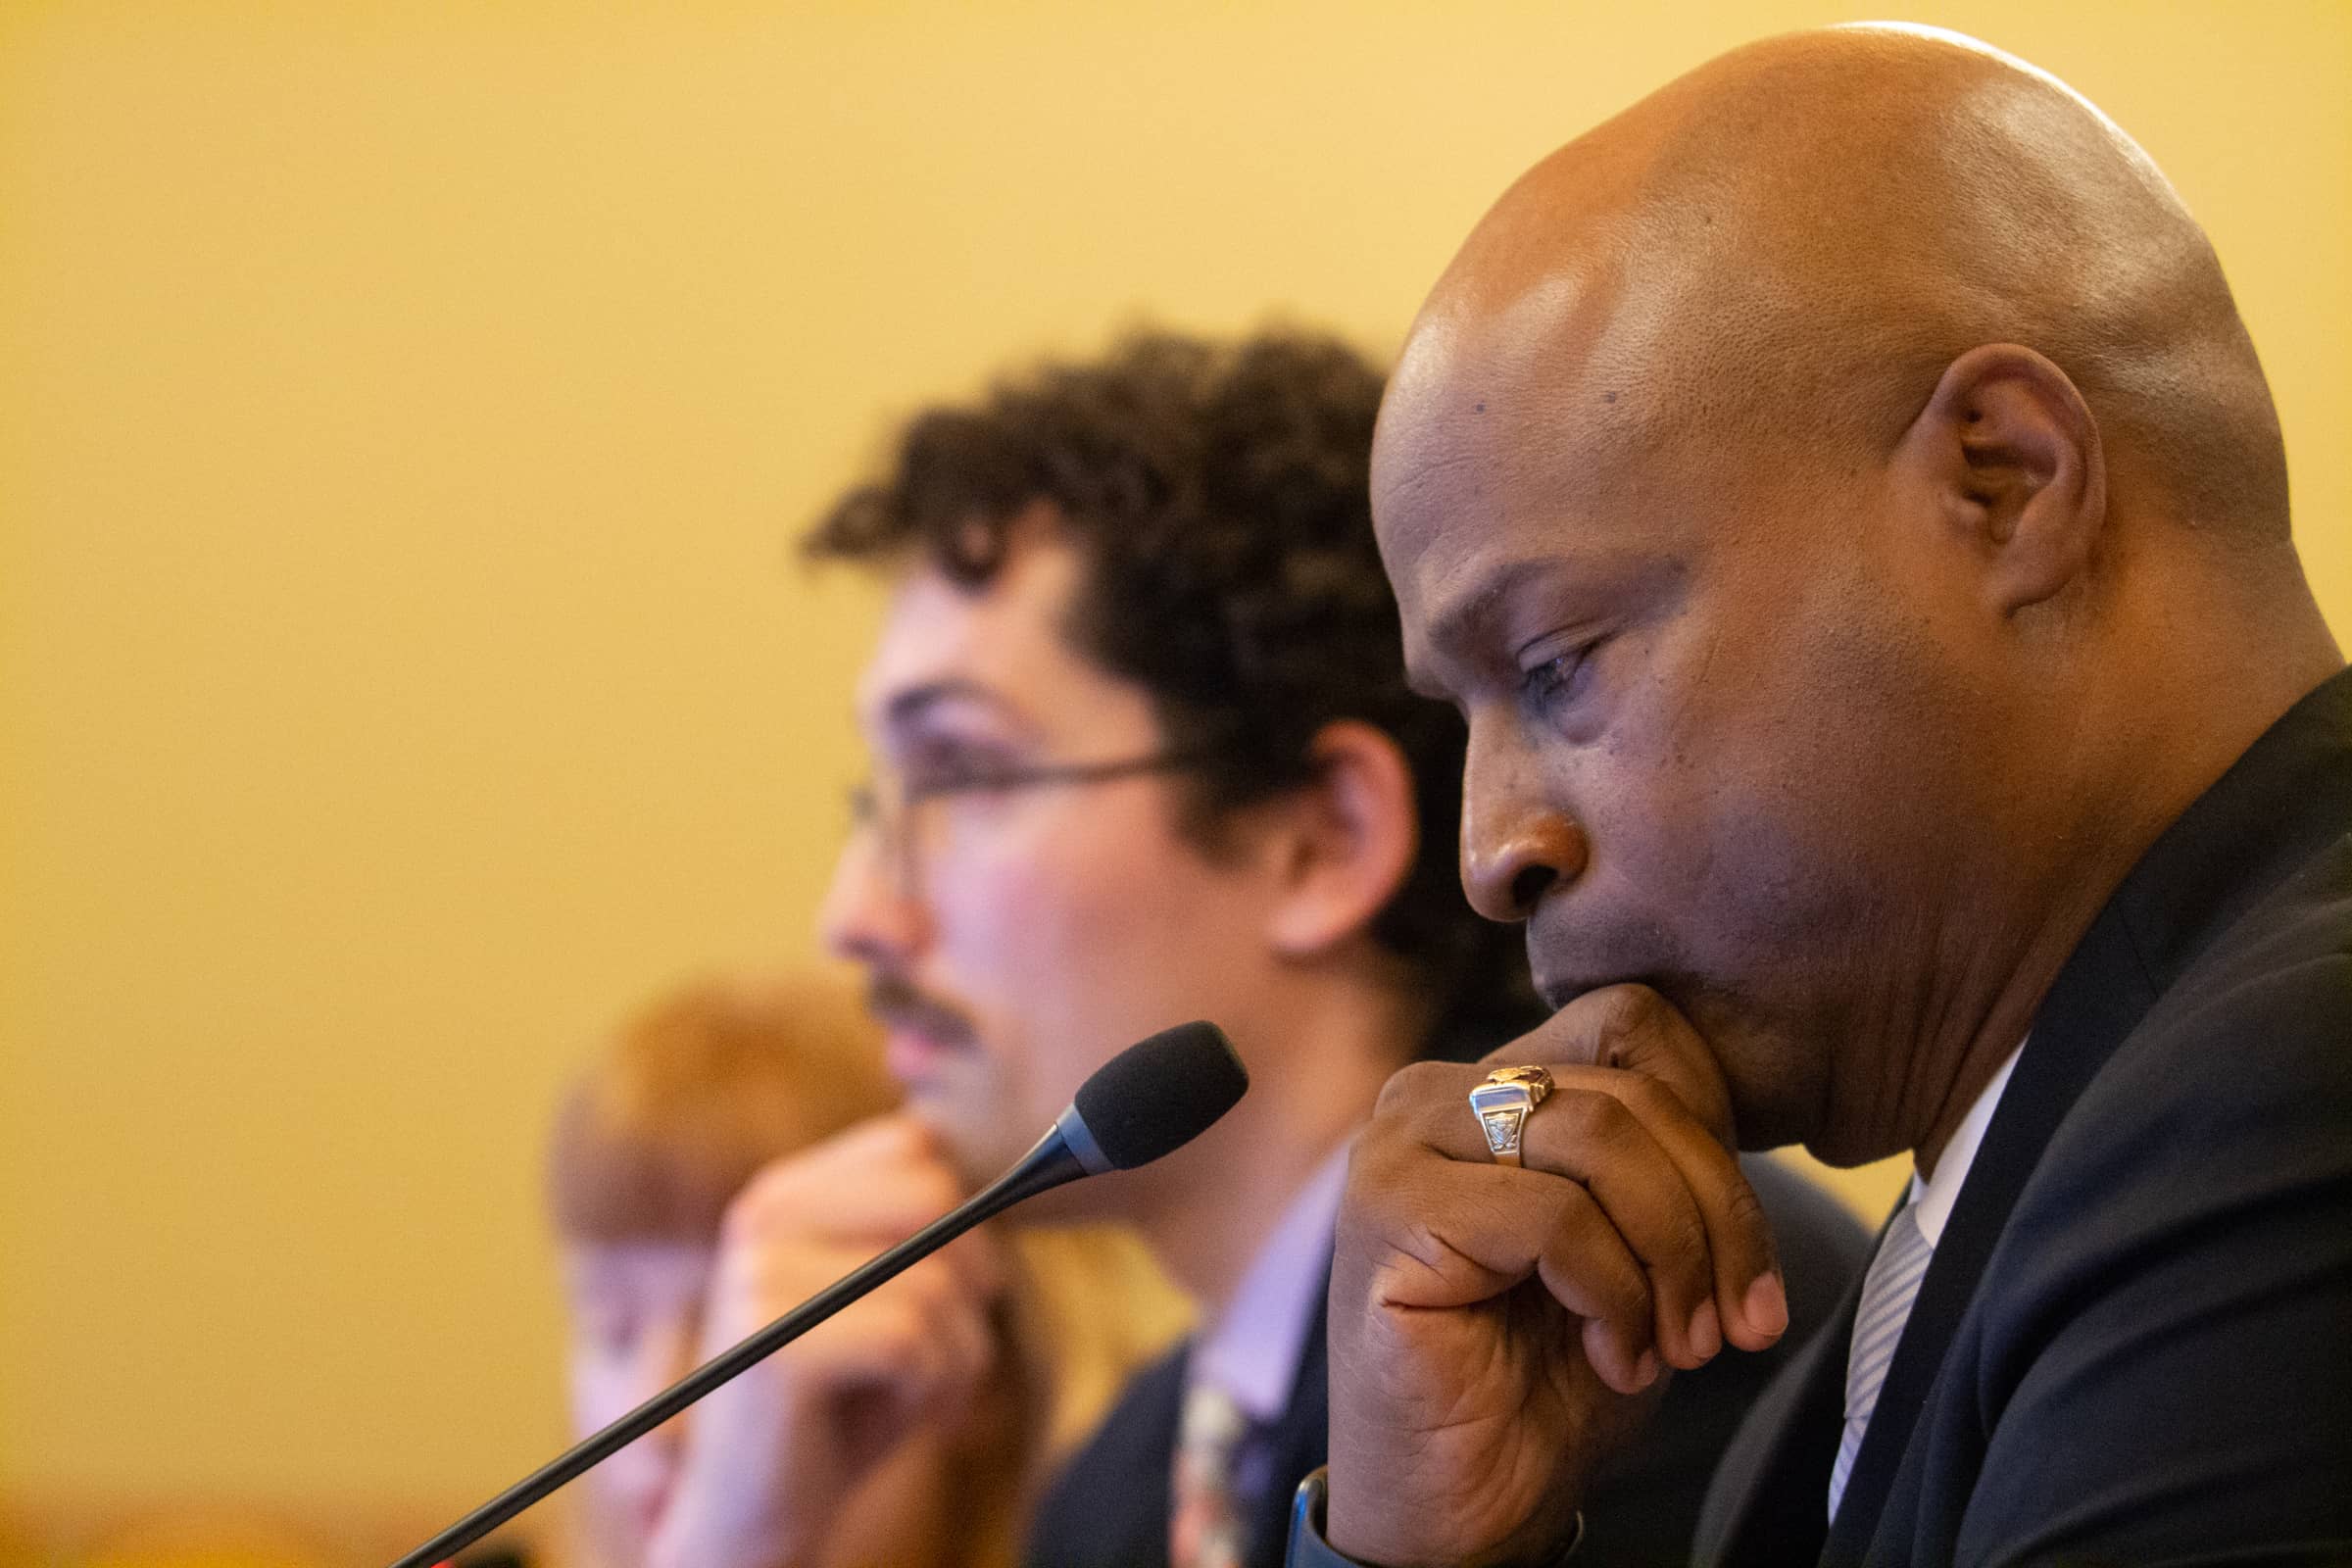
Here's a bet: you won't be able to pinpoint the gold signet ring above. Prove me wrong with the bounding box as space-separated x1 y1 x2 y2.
1468 1065 1554 1167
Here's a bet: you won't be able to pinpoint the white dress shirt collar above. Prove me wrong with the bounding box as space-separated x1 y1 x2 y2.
1907 1042 2023 1249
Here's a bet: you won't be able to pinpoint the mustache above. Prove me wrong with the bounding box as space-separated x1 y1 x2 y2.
864 974 979 1047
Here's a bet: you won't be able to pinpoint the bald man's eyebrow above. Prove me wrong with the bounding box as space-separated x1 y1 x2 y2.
1414 550 1672 697
1416 559 1552 676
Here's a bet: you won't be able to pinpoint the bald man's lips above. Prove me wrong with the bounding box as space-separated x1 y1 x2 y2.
1537 974 1622 1013
1532 956 1670 1014
1529 916 1680 1013
1536 960 1711 1026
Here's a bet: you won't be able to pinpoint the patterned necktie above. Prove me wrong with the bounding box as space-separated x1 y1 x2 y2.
1170 1380 1251 1568
1828 1201 1934 1522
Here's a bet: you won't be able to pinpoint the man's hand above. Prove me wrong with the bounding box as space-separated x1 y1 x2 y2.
1325 985 1788 1568
648 1113 1006 1568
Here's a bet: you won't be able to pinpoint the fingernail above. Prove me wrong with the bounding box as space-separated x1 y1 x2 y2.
1634 1348 1660 1390
1689 1298 1721 1359
1745 1271 1789 1338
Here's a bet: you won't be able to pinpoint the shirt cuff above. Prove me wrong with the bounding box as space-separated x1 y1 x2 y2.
1285 1468 1584 1568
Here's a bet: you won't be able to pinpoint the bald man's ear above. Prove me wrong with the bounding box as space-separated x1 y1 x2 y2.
1263 720 1419 960
1899 343 2107 613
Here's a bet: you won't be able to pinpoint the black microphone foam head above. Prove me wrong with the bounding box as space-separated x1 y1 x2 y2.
1068 1021 1248 1171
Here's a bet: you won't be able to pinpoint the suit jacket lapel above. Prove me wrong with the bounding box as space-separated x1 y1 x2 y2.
1826 669 2352 1565
1822 910 2155 1564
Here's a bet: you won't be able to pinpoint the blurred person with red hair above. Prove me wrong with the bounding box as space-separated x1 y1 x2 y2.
546 969 1186 1568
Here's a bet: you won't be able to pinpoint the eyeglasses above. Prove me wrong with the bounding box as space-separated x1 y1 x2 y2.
846 749 1208 897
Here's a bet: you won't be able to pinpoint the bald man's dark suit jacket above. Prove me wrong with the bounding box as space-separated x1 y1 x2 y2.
1289 667 2352 1568
1027 1157 1868 1568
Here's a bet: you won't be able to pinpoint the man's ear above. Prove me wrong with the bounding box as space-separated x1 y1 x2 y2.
1264 720 1419 960
1896 342 2107 613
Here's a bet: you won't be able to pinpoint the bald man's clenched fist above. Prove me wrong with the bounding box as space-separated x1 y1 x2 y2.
1324 986 1788 1567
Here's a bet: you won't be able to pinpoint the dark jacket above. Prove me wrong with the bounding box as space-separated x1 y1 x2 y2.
1696 668 2352 1566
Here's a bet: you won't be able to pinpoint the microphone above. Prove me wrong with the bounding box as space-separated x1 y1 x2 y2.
390 1019 1248 1568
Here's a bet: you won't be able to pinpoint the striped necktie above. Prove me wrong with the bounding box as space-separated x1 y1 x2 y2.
1828 1200 1933 1522
1170 1380 1252 1568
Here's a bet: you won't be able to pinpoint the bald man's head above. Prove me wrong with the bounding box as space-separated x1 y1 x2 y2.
1377 27 2340 1163
1388 24 2285 550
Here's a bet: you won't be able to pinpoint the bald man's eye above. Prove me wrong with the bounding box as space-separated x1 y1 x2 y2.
1519 642 1599 717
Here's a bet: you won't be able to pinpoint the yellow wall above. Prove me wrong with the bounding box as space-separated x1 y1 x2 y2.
2 0 2344 1516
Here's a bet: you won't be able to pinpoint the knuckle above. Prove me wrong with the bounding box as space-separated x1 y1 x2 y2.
1551 1085 1632 1146
1540 1172 1600 1236
1721 1173 1772 1243
1602 1249 1654 1321
1654 1198 1710 1270
1340 1139 1401 1201
1615 1072 1682 1126
1335 1163 1398 1236
1541 1187 1645 1314
1373 1059 1460 1119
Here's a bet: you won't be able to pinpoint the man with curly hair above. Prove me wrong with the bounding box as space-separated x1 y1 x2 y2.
739 329 1866 1568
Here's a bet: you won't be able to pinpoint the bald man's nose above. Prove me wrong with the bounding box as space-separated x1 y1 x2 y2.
1459 730 1589 922
818 834 930 965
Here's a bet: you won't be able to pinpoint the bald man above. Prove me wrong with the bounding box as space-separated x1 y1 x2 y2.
1296 24 2351 1568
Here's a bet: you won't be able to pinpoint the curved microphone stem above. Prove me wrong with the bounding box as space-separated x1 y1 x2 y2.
387 1127 1089 1568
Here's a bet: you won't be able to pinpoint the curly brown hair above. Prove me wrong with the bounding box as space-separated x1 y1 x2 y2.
804 328 1540 1060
